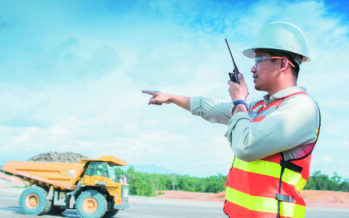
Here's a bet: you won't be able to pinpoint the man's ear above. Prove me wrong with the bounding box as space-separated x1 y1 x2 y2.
279 58 289 72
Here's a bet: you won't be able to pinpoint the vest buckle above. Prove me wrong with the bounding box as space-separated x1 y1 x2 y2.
280 159 303 173
276 193 294 203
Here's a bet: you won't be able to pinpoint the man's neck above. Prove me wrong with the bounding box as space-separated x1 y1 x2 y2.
268 77 297 96
268 84 296 96
264 86 301 105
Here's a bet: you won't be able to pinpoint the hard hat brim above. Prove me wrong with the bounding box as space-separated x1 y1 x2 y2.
242 48 310 63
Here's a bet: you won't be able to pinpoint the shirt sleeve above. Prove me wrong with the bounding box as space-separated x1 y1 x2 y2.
190 96 234 125
224 94 320 162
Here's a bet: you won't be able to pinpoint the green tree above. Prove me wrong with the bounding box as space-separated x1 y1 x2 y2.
304 170 348 192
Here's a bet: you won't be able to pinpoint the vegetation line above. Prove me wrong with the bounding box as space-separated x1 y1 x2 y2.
116 167 349 197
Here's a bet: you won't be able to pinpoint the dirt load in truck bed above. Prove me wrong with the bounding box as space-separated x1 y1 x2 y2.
28 151 88 162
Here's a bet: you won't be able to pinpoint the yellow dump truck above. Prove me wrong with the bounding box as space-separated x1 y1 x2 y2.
2 155 129 218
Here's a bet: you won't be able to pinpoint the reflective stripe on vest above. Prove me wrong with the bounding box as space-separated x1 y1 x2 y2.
233 158 307 192
225 187 306 217
224 91 318 218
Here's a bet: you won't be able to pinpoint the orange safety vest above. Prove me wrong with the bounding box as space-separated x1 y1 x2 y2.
224 92 320 218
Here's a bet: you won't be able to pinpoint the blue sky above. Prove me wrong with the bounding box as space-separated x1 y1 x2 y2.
0 0 348 178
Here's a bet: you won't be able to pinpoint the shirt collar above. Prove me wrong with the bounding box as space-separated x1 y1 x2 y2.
263 86 307 105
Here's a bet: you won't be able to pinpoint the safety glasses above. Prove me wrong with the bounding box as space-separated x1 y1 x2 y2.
254 56 295 68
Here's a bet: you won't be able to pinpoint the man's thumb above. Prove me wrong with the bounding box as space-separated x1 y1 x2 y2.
239 73 245 82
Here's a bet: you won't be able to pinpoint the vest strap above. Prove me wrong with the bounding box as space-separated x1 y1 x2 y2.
280 159 303 173
276 193 294 203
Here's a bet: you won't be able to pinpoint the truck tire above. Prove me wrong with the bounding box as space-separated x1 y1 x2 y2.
19 186 52 215
76 190 107 218
103 209 119 218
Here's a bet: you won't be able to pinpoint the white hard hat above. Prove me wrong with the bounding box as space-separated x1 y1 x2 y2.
243 22 310 64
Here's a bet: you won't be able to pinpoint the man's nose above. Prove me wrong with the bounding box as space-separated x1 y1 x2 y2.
251 65 257 73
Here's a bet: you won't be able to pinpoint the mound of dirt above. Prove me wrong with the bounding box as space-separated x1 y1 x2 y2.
156 190 349 208
28 152 88 163
156 190 225 202
301 190 349 208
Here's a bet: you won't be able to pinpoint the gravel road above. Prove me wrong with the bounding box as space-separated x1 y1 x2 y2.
1 186 349 218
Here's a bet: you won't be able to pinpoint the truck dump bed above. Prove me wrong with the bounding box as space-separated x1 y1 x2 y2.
2 161 86 190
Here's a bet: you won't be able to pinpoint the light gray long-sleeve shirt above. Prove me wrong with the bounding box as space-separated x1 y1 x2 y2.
190 86 320 162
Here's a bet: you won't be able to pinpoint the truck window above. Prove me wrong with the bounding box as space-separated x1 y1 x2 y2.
95 163 107 177
85 162 118 181
85 162 108 177
85 162 97 176
106 164 116 182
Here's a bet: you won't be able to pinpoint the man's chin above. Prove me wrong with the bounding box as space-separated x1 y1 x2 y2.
254 85 262 91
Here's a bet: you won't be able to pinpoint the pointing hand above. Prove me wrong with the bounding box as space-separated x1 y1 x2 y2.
142 90 171 105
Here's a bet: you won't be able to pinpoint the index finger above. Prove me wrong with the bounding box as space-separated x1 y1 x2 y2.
238 73 245 82
142 90 158 95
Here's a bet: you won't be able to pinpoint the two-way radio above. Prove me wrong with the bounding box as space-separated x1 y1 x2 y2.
225 38 240 84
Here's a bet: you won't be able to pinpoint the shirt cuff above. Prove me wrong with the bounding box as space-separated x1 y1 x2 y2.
190 96 201 113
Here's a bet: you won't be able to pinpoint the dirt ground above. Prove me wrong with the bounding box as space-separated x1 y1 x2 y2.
1 172 348 209
156 190 349 208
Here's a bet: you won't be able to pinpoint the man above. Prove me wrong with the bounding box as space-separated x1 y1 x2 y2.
143 22 320 218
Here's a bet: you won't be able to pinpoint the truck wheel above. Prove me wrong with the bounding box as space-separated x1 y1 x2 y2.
103 209 119 218
19 186 52 215
76 190 107 218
